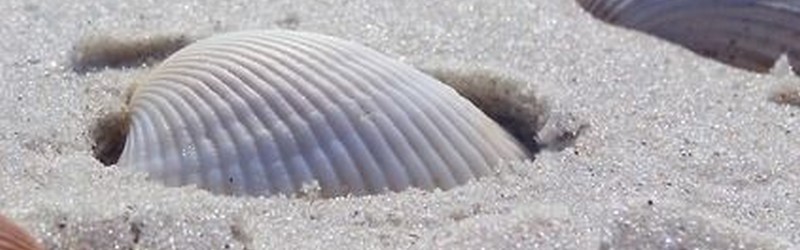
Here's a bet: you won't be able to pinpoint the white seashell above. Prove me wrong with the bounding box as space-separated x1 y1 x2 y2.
116 30 530 197
577 0 800 74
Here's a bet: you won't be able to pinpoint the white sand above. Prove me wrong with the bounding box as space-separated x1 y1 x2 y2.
1 0 798 249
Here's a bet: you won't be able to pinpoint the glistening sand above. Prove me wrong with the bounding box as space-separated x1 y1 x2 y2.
0 0 798 249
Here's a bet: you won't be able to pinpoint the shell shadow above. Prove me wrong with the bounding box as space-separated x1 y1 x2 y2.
420 65 550 154
70 34 197 73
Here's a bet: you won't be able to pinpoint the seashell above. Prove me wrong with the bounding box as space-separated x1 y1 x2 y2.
576 0 800 74
0 213 41 250
114 30 530 197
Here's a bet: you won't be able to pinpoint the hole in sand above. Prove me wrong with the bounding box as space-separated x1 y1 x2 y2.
90 108 129 166
575 0 800 75
421 65 585 154
76 32 195 165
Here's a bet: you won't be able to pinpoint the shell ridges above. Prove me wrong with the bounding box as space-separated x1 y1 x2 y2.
119 30 529 197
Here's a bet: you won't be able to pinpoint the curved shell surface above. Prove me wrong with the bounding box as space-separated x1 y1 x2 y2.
577 0 800 74
118 30 529 197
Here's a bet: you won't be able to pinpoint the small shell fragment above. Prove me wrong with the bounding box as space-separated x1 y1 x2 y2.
117 30 530 197
0 214 41 250
770 84 800 107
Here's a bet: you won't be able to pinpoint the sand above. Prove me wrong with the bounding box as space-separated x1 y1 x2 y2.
1 0 798 249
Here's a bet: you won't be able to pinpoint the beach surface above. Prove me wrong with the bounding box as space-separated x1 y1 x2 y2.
1 0 798 249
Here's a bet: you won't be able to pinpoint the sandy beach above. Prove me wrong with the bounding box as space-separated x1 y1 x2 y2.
1 0 798 249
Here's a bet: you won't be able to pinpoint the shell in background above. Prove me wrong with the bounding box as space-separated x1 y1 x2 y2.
577 0 800 74
117 30 530 197
0 214 41 250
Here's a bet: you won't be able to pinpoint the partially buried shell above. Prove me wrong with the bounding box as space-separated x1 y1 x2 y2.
577 0 800 74
116 30 530 197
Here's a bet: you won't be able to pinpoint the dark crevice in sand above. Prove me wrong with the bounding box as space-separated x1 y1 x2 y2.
421 64 585 155
70 33 197 73
89 108 129 166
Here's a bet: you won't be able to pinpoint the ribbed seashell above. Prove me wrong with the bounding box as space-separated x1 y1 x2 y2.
116 30 530 197
577 0 800 74
0 214 41 250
